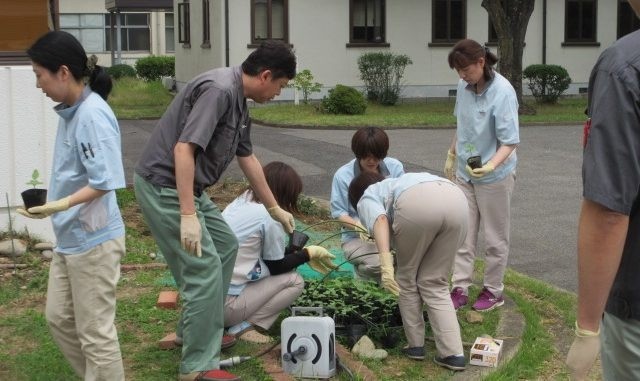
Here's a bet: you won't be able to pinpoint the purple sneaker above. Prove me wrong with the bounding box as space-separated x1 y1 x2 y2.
472 288 504 311
450 287 468 310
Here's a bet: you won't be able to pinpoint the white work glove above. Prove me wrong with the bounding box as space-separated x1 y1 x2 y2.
566 321 600 380
444 150 457 180
17 196 71 219
379 251 400 296
268 205 295 234
354 222 371 242
466 162 495 178
180 213 202 257
305 245 338 275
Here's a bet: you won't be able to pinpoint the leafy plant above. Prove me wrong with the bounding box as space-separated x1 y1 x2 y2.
26 169 44 188
135 56 175 81
523 64 571 104
321 84 367 115
463 143 477 155
357 52 412 105
106 64 136 79
292 69 322 104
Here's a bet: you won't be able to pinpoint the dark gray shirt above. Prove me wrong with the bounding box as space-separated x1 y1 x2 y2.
135 66 252 196
583 29 640 320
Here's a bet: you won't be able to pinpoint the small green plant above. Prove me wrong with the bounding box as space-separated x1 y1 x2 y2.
135 56 175 81
523 64 572 104
463 143 477 155
26 169 44 188
292 69 322 104
106 64 136 79
357 52 413 105
296 195 328 217
321 84 367 115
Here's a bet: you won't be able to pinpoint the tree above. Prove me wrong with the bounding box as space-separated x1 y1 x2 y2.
482 0 536 114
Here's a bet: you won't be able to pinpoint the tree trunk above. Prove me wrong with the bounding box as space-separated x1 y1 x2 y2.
482 0 536 114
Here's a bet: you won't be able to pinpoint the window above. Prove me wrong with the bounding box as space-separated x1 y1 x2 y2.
488 17 498 44
105 13 150 51
349 0 385 44
618 0 640 38
178 2 190 45
432 0 465 44
61 14 105 53
165 13 175 52
251 0 288 43
202 0 211 47
564 0 597 43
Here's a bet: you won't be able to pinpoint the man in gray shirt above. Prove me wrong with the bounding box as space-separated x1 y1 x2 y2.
134 40 296 381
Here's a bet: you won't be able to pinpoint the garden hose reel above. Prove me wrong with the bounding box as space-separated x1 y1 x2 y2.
281 306 336 378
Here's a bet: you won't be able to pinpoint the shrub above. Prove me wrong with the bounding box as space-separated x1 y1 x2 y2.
321 84 367 115
292 69 322 104
523 64 572 104
135 56 175 81
106 64 136 79
357 52 412 105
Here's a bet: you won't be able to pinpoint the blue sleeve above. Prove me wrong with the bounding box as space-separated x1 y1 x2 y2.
357 188 387 235
330 166 352 219
386 158 405 177
493 88 520 145
74 106 125 191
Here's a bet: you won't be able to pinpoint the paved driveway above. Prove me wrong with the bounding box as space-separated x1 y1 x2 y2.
121 120 583 292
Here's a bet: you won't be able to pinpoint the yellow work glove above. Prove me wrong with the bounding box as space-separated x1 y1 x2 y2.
466 162 495 178
17 196 71 219
180 213 202 257
379 251 400 296
444 150 457 180
268 206 295 234
565 321 600 380
305 245 338 275
354 222 371 241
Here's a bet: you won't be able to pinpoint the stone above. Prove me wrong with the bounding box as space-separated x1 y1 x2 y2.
352 335 387 359
41 250 53 260
466 310 484 324
0 239 27 257
34 242 55 250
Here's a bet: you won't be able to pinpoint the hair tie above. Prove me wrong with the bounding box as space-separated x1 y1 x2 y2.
484 46 490 56
86 54 98 73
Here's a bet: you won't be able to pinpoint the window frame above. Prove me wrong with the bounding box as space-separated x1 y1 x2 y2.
105 13 151 53
347 0 389 47
178 1 191 47
165 12 175 52
249 0 289 47
430 0 466 46
563 0 599 46
61 14 106 53
202 0 211 48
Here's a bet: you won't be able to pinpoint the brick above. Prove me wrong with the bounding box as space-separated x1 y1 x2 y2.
157 290 179 309
336 343 378 381
158 332 178 350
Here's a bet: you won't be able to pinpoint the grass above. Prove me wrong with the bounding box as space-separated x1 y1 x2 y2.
0 187 582 380
108 77 174 119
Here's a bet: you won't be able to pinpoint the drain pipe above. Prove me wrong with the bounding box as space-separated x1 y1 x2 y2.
542 0 547 64
225 0 230 67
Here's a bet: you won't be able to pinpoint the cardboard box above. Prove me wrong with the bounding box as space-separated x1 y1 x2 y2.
469 337 503 367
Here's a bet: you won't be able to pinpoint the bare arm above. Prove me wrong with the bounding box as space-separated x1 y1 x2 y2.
174 142 197 215
67 186 109 206
449 132 457 153
576 199 629 332
372 214 391 253
487 144 517 168
237 154 278 208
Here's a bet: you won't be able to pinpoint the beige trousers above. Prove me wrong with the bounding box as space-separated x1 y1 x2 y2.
452 172 516 297
224 271 304 330
393 181 468 357
342 239 381 282
46 237 125 381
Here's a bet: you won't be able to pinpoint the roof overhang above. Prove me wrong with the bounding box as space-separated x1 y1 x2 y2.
105 0 173 12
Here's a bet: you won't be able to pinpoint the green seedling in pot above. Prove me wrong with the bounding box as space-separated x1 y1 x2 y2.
26 169 44 188
464 143 482 169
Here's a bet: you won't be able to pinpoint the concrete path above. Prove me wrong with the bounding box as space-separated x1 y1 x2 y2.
120 120 583 293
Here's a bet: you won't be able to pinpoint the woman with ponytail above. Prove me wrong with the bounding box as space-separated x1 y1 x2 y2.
20 31 126 381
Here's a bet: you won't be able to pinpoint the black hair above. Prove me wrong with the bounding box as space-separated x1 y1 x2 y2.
447 38 499 82
351 127 389 160
241 40 296 80
27 31 113 100
348 171 386 210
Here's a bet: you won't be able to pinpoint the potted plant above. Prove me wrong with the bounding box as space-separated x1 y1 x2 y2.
464 143 482 170
21 169 47 209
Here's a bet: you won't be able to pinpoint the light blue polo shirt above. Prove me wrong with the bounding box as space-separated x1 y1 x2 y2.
357 172 447 237
50 87 126 254
330 157 404 241
453 71 520 184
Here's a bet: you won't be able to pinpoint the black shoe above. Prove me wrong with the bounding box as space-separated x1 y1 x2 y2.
402 346 425 360
434 355 466 371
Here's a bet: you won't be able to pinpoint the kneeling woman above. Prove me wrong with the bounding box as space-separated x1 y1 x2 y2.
349 171 468 370
222 162 337 343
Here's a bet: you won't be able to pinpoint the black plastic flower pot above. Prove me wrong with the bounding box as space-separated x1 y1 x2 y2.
287 230 309 252
21 188 47 209
467 155 482 170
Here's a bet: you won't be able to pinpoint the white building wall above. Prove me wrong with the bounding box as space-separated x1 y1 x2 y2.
0 66 57 242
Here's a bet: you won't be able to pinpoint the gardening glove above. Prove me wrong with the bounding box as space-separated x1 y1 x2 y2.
268 205 295 234
379 251 400 296
354 222 371 242
19 196 71 219
305 245 338 275
180 213 202 257
466 162 495 178
565 321 600 380
444 150 457 180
